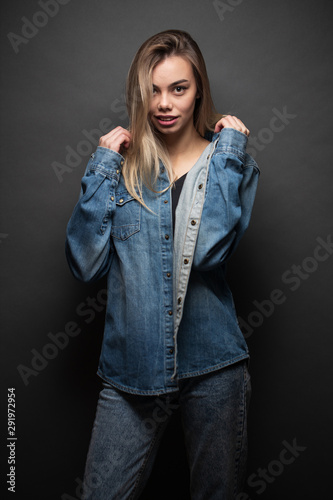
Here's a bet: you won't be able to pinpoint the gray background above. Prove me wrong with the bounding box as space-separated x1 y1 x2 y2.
1 0 332 498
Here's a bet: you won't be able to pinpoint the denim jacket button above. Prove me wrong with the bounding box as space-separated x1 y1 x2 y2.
168 310 173 316
184 258 189 264
198 184 203 189
191 220 196 226
165 234 170 240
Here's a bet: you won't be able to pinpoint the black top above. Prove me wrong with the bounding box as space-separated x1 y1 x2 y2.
171 173 187 234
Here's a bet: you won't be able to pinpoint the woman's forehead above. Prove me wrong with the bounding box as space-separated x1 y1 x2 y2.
152 56 194 84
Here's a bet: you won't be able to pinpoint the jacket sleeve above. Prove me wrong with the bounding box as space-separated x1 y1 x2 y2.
193 128 260 271
65 146 124 283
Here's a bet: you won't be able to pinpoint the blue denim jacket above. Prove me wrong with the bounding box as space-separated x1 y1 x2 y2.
65 128 259 395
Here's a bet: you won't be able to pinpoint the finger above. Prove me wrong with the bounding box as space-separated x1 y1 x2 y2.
214 115 232 133
222 116 250 136
99 127 132 152
226 115 240 128
214 121 222 133
108 127 131 143
232 117 250 136
110 128 131 144
100 127 131 145
106 133 131 150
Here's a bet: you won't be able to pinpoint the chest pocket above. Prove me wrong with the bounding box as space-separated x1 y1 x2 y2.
111 191 141 241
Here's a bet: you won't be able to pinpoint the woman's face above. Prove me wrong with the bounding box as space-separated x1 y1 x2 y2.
149 55 199 137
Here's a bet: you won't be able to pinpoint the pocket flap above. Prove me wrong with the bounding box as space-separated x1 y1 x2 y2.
116 192 135 206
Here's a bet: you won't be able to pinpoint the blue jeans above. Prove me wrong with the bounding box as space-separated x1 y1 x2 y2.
82 360 251 500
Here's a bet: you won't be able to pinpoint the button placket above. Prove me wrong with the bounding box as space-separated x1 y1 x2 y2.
158 171 176 386
171 148 213 381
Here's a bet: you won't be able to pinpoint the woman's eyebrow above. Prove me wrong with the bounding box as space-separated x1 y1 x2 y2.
152 79 189 89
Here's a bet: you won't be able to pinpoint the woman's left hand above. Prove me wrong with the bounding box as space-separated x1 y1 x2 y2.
214 115 250 137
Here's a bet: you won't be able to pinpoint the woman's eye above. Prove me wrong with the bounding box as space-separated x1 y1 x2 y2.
174 86 186 94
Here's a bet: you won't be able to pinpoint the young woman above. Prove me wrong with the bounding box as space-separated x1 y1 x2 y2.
66 30 259 500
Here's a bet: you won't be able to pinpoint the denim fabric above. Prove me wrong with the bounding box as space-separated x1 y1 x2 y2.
65 128 259 394
82 360 251 500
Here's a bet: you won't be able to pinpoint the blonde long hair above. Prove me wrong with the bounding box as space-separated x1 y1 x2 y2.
123 30 220 205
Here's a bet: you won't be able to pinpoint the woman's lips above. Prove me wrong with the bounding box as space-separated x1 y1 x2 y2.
155 115 179 127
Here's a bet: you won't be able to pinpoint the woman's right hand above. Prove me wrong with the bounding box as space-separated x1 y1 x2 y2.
99 126 132 154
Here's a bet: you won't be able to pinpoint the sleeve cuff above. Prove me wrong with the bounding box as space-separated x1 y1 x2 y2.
90 146 125 171
218 128 248 154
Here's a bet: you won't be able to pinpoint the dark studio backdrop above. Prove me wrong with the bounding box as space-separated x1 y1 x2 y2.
1 0 332 498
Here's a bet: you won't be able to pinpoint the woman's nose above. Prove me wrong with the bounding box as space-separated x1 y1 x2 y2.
157 93 172 110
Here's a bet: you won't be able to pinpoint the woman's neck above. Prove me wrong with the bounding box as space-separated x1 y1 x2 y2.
161 125 210 178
